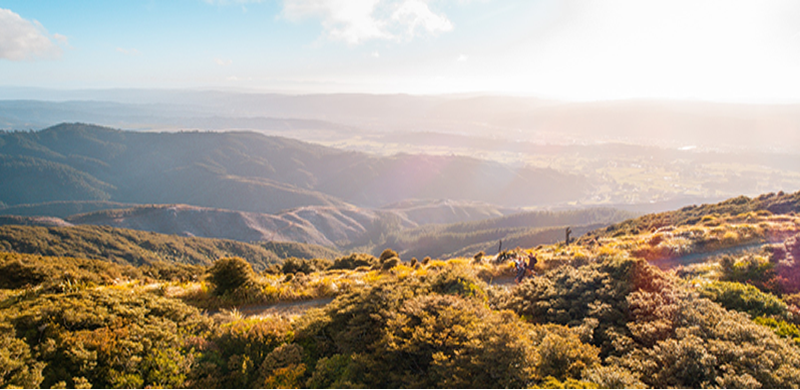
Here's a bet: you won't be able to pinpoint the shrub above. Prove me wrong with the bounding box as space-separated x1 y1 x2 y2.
329 253 378 270
473 251 485 262
207 257 256 296
379 248 399 263
281 257 332 275
427 267 486 300
699 281 789 319
381 257 399 271
754 316 800 345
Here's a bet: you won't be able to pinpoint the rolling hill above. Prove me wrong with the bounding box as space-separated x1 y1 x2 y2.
0 224 336 271
0 123 588 212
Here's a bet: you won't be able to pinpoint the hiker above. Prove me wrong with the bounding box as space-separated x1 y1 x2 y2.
514 255 526 284
526 253 538 277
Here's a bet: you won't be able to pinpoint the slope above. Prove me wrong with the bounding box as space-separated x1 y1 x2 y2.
583 190 800 240
0 225 284 270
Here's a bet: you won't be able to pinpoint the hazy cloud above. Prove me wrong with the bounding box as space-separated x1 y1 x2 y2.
282 0 453 45
0 8 62 61
215 58 233 66
456 54 467 62
116 47 141 56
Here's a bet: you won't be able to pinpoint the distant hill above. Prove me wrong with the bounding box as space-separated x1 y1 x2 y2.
62 203 409 248
2 201 518 248
0 200 136 218
0 224 287 270
0 123 588 212
0 202 634 262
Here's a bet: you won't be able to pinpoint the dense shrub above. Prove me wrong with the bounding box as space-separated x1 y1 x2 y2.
0 251 142 292
281 257 333 275
140 261 205 282
699 280 789 319
208 257 257 296
379 248 399 263
295 266 601 388
497 256 800 388
189 318 302 388
328 253 378 270
1 289 212 389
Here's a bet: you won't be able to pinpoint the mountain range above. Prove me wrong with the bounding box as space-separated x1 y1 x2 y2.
0 123 587 213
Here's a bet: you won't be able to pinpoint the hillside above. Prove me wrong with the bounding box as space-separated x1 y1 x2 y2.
3 191 800 388
0 200 137 218
0 123 588 212
0 203 633 261
378 207 636 260
583 190 800 240
0 225 288 270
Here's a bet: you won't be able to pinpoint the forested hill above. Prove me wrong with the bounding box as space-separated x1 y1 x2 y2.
0 123 588 212
0 224 340 270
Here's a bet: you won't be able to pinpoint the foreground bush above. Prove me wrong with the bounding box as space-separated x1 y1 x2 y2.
208 257 257 296
496 257 800 388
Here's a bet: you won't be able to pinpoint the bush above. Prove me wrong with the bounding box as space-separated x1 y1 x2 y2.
281 257 332 275
379 248 399 263
207 257 256 296
329 253 378 270
699 281 789 319
427 267 486 300
381 257 399 271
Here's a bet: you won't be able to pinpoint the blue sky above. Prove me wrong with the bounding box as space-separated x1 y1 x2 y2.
2 0 800 101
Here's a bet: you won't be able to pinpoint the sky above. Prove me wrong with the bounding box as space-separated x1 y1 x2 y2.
1 0 800 102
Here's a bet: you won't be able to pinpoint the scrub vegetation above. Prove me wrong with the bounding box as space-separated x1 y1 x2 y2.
2 192 800 388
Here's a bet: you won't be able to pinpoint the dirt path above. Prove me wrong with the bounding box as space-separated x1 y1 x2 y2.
212 297 335 318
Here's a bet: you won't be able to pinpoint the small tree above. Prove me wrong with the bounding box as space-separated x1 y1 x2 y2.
208 257 256 296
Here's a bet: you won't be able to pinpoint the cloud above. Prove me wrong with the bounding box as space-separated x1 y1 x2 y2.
281 0 453 45
215 58 233 66
0 8 62 61
391 0 452 37
53 33 70 46
116 47 141 56
456 54 467 62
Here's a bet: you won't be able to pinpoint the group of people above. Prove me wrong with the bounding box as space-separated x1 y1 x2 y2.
513 252 538 284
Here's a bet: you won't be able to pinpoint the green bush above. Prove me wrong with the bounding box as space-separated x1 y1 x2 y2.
328 253 378 270
281 257 333 275
379 248 399 263
699 281 789 319
208 257 257 296
1 289 212 389
380 257 399 270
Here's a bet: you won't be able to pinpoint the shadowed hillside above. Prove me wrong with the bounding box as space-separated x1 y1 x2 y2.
0 123 588 212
